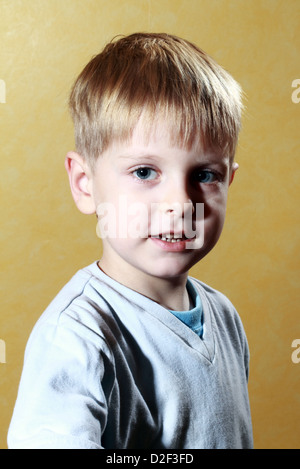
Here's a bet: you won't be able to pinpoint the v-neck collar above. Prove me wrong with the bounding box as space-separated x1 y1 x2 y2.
86 262 216 364
168 279 203 338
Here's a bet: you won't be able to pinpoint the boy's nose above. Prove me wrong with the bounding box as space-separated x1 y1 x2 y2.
159 181 195 217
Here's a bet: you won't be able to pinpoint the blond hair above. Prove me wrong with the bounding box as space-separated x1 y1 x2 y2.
69 33 243 167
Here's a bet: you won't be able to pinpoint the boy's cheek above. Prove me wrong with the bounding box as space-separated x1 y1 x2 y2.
204 209 226 244
96 201 150 240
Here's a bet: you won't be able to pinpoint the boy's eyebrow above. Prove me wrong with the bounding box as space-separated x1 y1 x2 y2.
196 155 230 167
116 151 231 167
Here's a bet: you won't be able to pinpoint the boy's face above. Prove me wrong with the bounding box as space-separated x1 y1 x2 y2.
90 120 237 284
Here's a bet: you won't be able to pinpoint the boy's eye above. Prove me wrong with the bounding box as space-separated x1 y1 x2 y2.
193 170 217 184
133 167 157 180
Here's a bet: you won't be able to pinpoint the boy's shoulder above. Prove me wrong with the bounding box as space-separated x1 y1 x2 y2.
26 263 112 354
33 263 102 328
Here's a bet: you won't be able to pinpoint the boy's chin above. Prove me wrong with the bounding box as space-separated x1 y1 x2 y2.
151 252 213 279
143 258 199 280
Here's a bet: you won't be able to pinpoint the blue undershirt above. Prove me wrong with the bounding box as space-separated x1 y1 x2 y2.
169 280 203 339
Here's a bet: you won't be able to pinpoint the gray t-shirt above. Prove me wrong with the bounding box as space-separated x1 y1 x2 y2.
8 262 253 449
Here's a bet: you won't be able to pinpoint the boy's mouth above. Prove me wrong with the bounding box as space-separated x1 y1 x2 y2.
149 232 200 251
150 233 195 243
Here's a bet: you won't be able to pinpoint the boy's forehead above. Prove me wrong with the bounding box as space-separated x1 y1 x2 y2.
129 116 203 152
103 122 229 168
99 113 230 165
126 118 230 161
111 131 198 161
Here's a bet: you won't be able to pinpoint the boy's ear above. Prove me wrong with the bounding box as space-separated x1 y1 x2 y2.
229 162 239 186
64 151 96 214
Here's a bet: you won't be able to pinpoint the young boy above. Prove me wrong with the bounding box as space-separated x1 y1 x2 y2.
8 33 253 449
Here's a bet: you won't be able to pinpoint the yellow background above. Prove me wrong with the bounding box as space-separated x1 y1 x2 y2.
1 0 299 449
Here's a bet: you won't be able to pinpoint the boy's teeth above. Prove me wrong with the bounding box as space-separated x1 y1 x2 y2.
160 235 183 242
151 234 186 242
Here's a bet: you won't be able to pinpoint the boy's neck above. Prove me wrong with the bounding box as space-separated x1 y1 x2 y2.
97 260 190 311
